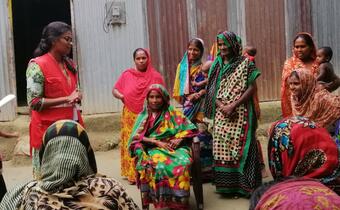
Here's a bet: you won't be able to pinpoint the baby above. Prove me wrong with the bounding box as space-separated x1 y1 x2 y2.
316 46 340 92
243 45 257 62
183 61 212 120
187 60 212 101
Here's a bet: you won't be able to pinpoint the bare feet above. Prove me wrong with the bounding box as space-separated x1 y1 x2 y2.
0 131 19 138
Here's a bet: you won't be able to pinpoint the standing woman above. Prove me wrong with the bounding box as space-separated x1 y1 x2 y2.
281 32 319 117
205 31 262 196
27 21 83 177
173 38 206 122
112 48 165 184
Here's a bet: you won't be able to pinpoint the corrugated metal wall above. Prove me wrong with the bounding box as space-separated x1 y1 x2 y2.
227 0 246 43
195 0 228 59
312 0 340 80
285 0 313 57
245 0 286 101
72 0 148 114
146 0 189 92
43 0 340 115
0 0 16 121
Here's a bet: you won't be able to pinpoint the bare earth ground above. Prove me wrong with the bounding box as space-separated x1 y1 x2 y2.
0 101 279 209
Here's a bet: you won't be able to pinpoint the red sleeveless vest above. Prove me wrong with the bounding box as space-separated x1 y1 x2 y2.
29 53 83 150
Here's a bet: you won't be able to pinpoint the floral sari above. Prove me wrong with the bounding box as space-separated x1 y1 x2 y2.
129 84 197 209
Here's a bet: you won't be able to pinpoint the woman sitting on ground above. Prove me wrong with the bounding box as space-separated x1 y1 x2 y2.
288 68 340 132
129 84 197 210
0 120 139 210
268 116 340 194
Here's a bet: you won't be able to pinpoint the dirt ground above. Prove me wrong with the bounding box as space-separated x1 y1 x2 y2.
0 101 279 209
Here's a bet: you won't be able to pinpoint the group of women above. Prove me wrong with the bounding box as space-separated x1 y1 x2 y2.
112 30 264 209
1 18 340 209
251 33 340 209
115 30 340 209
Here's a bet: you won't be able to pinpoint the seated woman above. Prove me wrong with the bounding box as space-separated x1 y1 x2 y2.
250 177 340 210
268 116 340 194
129 84 197 210
289 68 340 128
0 120 139 210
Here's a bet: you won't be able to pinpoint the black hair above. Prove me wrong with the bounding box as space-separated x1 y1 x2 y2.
33 21 71 57
290 70 300 79
133 48 148 59
246 46 257 56
293 33 314 48
188 38 204 58
319 46 333 60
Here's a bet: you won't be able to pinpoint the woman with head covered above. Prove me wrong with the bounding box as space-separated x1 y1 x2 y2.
0 120 139 210
129 84 197 209
204 31 262 196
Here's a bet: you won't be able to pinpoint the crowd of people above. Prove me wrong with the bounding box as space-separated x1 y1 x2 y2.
1 20 340 210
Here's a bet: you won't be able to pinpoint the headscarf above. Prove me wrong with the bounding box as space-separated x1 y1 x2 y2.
281 32 319 117
253 178 340 210
114 48 165 114
268 116 340 183
291 69 340 127
204 31 244 119
0 120 98 209
173 38 204 103
38 120 97 190
293 32 317 60
129 84 197 155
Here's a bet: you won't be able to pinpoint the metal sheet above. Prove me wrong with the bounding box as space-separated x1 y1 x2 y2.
227 0 246 43
195 0 228 60
245 0 286 101
72 0 148 114
146 0 189 93
0 0 16 121
284 0 313 57
311 0 340 93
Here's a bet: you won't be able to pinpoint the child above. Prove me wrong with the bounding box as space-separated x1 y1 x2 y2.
316 46 340 92
183 61 212 121
243 45 257 62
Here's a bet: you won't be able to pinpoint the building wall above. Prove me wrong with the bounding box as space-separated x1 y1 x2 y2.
0 0 16 121
72 0 149 114
312 0 340 83
146 0 189 92
245 0 286 101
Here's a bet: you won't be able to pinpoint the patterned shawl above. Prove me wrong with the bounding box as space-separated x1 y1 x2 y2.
0 120 139 210
204 31 244 119
268 116 340 184
114 49 165 114
281 32 319 117
173 38 204 103
291 69 340 127
254 178 340 210
129 84 197 156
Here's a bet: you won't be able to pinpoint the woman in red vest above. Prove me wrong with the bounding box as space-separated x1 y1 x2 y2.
26 21 83 178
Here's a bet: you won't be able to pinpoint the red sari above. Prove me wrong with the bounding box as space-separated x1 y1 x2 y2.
29 53 83 150
113 49 165 182
268 116 340 185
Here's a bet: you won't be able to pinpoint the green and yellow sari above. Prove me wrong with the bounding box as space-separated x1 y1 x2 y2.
129 84 197 209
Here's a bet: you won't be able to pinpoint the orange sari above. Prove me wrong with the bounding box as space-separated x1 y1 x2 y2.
281 33 319 117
